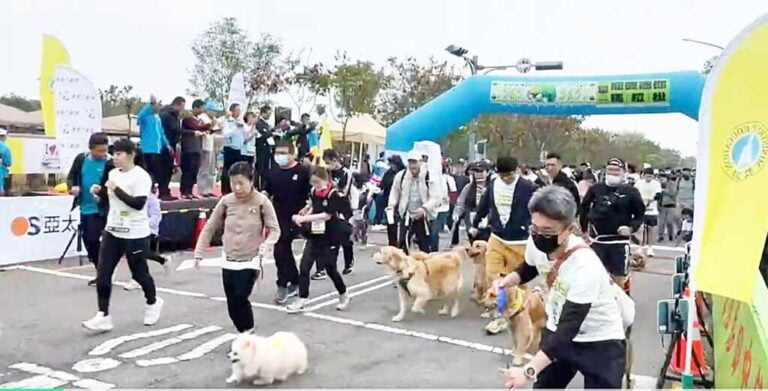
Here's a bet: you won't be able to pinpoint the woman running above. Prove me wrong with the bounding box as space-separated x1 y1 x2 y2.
82 139 163 332
194 162 280 333
287 166 352 313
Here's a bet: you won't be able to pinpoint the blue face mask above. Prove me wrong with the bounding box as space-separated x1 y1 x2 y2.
275 154 289 167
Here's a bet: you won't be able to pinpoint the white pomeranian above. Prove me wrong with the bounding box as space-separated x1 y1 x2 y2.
226 331 308 385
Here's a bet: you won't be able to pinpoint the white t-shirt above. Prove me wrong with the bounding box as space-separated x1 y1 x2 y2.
635 179 662 216
525 235 626 342
105 166 153 239
493 177 517 226
437 174 457 213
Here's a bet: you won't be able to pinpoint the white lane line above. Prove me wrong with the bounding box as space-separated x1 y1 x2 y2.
118 326 222 358
631 374 658 389
305 275 391 305
135 333 237 367
88 324 193 355
0 374 68 389
306 280 394 312
5 362 115 390
72 358 122 373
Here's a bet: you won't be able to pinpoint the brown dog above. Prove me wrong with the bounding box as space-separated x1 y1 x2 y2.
374 246 464 322
484 286 547 366
453 240 490 306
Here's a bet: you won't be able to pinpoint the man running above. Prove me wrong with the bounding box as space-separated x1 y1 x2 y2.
580 158 645 285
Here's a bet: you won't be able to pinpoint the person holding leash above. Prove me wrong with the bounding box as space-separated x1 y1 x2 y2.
194 162 280 333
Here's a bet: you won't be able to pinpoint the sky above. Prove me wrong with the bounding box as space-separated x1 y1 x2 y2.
2 0 766 157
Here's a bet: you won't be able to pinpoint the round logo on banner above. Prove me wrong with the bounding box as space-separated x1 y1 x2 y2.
722 121 768 181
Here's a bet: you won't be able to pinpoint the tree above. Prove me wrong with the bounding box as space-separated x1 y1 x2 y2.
282 49 333 114
99 85 142 117
188 17 285 110
377 56 461 126
0 94 41 112
331 53 382 143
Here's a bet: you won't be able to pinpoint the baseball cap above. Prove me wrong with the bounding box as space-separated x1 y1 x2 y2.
606 157 625 170
0 128 8 136
469 161 490 172
406 150 422 162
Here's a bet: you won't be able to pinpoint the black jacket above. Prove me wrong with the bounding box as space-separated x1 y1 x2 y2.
159 106 182 147
473 177 536 241
284 123 314 153
66 153 114 214
553 171 581 207
580 182 645 235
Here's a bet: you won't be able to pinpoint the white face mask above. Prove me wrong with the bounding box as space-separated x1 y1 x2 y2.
605 174 624 187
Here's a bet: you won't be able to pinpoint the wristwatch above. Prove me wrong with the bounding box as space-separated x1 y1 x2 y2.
523 364 538 382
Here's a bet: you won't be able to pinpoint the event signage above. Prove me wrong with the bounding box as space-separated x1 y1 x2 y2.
713 295 767 389
0 196 82 265
489 79 669 106
52 65 101 174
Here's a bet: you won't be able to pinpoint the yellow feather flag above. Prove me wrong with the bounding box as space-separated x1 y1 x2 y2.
692 14 768 303
40 35 71 137
316 115 333 166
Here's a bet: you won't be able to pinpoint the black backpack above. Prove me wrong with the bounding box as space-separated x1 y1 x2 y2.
588 190 620 222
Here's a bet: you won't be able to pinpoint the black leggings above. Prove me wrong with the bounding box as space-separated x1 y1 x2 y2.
222 268 259 332
97 232 156 315
534 330 626 389
299 237 346 298
81 213 106 266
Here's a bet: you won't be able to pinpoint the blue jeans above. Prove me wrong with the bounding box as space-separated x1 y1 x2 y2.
429 212 449 252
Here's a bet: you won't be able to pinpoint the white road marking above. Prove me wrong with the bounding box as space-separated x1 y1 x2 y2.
118 326 222 358
0 374 68 389
631 374 658 389
136 333 237 367
88 324 194 355
7 362 116 390
73 378 117 390
306 280 394 311
305 275 391 305
72 358 121 373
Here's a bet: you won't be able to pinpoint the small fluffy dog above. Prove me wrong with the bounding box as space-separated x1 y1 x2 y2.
374 246 463 322
227 331 308 386
484 286 547 366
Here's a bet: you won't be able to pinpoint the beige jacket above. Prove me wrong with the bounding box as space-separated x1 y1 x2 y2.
195 191 280 262
387 168 440 220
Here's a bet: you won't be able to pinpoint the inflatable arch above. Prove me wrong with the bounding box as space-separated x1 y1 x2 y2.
384 71 706 153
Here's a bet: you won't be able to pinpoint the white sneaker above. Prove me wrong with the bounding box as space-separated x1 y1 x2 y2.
286 298 308 314
82 311 113 331
336 294 351 311
143 297 164 326
123 280 141 291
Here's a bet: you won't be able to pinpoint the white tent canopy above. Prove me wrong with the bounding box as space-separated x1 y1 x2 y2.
326 114 386 145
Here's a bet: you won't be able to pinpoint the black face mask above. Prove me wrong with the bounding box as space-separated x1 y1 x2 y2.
532 233 561 254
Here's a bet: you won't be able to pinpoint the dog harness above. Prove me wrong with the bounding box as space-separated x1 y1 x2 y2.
501 286 528 318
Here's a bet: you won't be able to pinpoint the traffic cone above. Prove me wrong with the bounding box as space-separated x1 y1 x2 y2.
193 210 207 248
669 288 709 375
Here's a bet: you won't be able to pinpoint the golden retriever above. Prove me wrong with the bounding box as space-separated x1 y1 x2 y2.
484 286 547 366
374 246 463 322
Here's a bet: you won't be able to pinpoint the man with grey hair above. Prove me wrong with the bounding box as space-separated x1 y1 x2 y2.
497 185 627 389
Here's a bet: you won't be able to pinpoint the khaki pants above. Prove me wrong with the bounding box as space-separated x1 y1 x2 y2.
197 150 215 195
485 234 526 280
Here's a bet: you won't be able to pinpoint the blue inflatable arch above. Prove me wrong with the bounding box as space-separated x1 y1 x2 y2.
384 71 706 153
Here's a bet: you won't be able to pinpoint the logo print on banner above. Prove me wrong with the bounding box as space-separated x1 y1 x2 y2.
722 121 768 181
42 143 61 170
10 214 78 236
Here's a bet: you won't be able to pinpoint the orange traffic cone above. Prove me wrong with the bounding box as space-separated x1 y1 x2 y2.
194 210 207 248
669 288 709 375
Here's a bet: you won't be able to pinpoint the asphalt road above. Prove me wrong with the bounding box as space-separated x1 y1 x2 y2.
0 232 682 389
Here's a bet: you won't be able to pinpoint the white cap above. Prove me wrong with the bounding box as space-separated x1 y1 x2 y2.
0 128 8 136
406 149 422 161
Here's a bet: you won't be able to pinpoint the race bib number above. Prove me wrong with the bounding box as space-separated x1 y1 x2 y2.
311 220 326 234
547 280 567 325
353 210 363 220
107 211 131 234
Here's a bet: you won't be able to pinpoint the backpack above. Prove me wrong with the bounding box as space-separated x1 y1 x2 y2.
587 189 620 223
